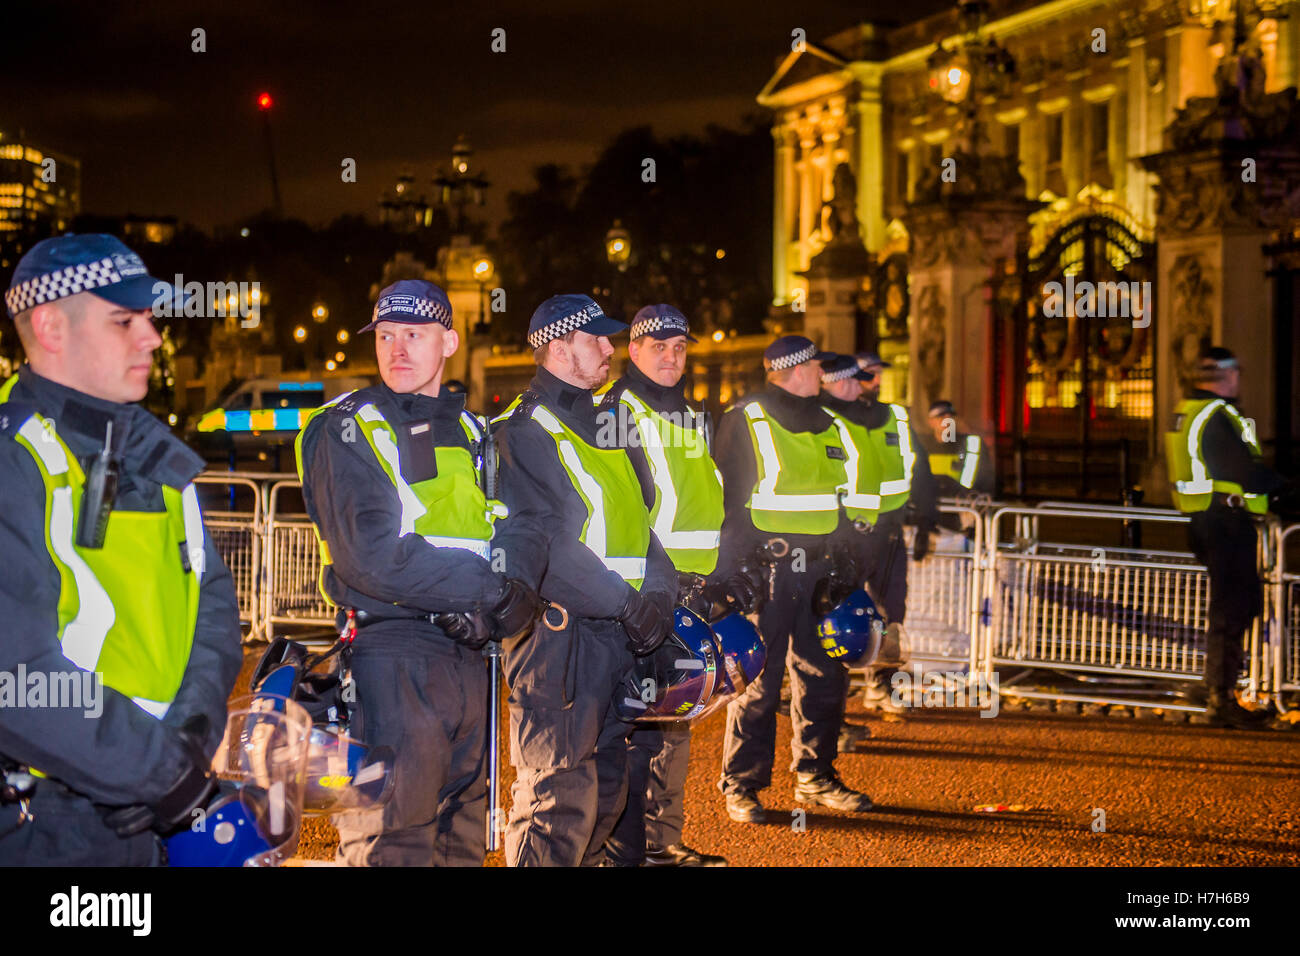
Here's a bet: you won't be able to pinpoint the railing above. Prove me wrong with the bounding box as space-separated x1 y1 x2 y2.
195 470 1300 713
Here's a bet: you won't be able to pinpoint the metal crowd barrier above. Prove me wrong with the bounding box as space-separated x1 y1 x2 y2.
193 474 263 643
197 469 1300 713
901 503 983 673
1273 524 1300 714
264 479 335 640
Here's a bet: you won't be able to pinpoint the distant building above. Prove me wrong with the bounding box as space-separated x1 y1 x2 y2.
758 0 1300 496
0 131 81 271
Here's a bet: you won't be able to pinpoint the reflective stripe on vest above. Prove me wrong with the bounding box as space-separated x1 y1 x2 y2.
958 435 980 489
619 391 723 574
822 410 882 522
3 397 201 717
742 403 845 534
530 404 650 586
1165 398 1267 514
875 404 915 502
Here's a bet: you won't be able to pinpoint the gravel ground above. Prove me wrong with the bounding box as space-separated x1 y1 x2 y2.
236 648 1300 867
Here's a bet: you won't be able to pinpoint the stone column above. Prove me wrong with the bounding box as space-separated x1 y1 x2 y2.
1140 84 1300 499
772 125 796 307
904 198 1038 433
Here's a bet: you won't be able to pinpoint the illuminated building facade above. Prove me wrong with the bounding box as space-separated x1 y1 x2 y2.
0 131 81 271
760 0 1300 496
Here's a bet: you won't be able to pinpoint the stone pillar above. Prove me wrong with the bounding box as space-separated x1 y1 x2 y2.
1140 84 1300 499
904 199 1037 433
799 163 872 357
772 125 796 306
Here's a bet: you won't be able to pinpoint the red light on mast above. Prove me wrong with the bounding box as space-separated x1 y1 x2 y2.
257 92 273 111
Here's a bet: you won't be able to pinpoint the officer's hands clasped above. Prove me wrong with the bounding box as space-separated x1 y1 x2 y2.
99 716 217 838
619 587 673 656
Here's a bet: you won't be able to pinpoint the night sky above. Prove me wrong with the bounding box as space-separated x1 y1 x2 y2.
6 0 951 231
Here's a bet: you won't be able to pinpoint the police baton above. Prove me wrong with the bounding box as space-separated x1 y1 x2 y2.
480 421 504 853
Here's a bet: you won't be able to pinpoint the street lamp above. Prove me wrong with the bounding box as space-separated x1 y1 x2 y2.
604 222 633 322
605 221 632 271
293 325 307 343
312 302 329 323
336 329 349 344
433 134 490 235
926 0 1016 150
472 255 495 336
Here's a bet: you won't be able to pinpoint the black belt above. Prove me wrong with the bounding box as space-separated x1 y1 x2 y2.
1211 492 1248 510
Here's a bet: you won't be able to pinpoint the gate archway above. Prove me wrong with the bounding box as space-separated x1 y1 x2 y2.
1004 213 1156 496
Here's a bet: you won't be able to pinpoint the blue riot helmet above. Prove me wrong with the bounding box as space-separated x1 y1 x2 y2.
710 611 766 691
614 607 733 722
167 703 311 866
302 728 395 815
817 588 886 666
234 684 395 816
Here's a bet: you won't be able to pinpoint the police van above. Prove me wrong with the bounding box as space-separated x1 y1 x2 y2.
190 375 371 463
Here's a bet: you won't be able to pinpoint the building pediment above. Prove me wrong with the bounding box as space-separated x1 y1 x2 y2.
758 44 851 107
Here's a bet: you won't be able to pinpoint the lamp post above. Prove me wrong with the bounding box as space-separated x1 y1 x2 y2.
925 0 1016 154
604 221 632 321
434 135 490 236
472 255 494 336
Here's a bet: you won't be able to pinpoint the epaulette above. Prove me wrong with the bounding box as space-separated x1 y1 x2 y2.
0 401 37 440
596 380 629 416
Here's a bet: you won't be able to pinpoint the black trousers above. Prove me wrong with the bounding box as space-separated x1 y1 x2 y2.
0 785 163 866
605 722 690 865
856 509 908 624
503 615 634 867
335 624 489 867
720 551 843 793
1188 508 1262 700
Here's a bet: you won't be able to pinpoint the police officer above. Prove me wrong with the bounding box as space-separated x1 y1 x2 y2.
1165 347 1289 729
295 279 541 866
716 335 874 822
852 350 938 716
925 400 994 497
817 353 885 752
0 234 242 865
492 294 678 866
599 304 750 867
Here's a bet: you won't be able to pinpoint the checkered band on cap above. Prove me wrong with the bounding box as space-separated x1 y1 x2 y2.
528 303 604 350
629 314 688 339
767 343 817 371
821 364 860 383
5 258 124 316
372 294 452 329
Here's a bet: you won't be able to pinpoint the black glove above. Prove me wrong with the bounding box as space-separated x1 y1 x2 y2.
700 571 760 620
101 716 216 838
619 588 671 657
812 573 856 616
912 524 935 562
489 578 542 642
432 610 493 650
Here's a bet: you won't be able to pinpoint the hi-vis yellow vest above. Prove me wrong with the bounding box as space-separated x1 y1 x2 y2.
496 394 652 589
741 401 847 535
295 391 504 604
618 390 724 575
822 410 883 525
866 404 916 515
930 435 982 490
0 375 202 718
1164 397 1267 514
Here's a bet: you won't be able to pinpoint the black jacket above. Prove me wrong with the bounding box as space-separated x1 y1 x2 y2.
491 366 677 619
714 383 854 577
296 381 506 627
1190 389 1288 498
822 392 939 529
0 366 242 805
